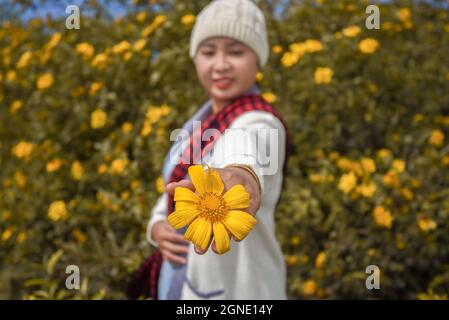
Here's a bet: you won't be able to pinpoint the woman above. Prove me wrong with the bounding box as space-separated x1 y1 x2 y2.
146 0 290 300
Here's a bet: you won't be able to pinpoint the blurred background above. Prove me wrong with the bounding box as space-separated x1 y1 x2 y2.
0 0 448 299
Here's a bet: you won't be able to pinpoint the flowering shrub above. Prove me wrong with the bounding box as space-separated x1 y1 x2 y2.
1 0 449 299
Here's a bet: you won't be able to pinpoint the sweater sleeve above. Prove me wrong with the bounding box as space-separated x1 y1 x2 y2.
207 110 286 197
146 192 168 248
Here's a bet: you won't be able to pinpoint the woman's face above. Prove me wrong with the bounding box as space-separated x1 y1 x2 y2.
194 37 259 105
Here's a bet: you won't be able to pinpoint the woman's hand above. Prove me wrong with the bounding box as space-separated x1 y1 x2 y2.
151 220 190 265
165 166 261 255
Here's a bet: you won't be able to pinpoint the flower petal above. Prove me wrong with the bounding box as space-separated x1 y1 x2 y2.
174 187 199 203
168 205 200 229
222 210 257 241
188 165 209 195
209 169 225 195
184 217 212 251
213 222 231 254
223 185 250 209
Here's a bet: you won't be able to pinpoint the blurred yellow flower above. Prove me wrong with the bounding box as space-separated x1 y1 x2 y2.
329 151 340 161
281 51 299 68
72 228 87 243
429 129 444 147
383 170 400 187
373 205 393 228
396 8 412 22
46 158 63 172
136 11 147 23
342 25 361 37
417 216 437 232
92 53 108 68
401 188 414 201
17 231 27 243
358 38 379 54
98 164 108 175
262 92 277 103
10 100 23 114
315 252 326 269
441 155 449 166
357 182 377 198
123 51 133 62
88 82 103 96
360 157 376 174
256 72 263 81
2 210 11 222
140 123 152 136
377 148 392 159
16 51 33 69
309 173 323 184
12 141 35 159
121 122 134 134
110 158 129 175
338 171 357 194
141 14 167 37
37 73 54 90
291 236 301 246
6 70 17 82
287 255 298 266
272 45 283 54
112 41 132 54
304 39 323 53
48 200 68 222
156 176 165 193
46 32 62 50
303 280 317 296
392 159 406 173
314 67 334 84
14 171 27 188
133 39 147 51
76 42 95 59
91 109 107 129
337 157 354 171
181 14 196 26
1 228 13 242
71 161 84 180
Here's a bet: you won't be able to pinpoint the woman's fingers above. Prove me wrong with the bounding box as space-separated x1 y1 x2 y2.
162 250 187 265
166 180 195 196
160 240 189 255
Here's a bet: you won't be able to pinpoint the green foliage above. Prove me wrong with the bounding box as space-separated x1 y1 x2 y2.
0 0 449 299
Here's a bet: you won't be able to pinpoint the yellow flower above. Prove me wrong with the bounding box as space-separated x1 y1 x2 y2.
112 41 132 54
72 228 87 243
358 38 379 54
303 280 317 296
136 11 147 23
342 26 361 37
121 122 133 134
401 188 414 201
445 24 449 33
357 182 377 198
338 171 357 194
141 14 167 37
309 173 323 184
71 161 84 180
373 205 393 228
76 42 95 59
396 8 412 22
46 32 62 50
17 231 27 243
181 14 196 26
314 67 334 84
441 155 449 166
392 159 406 173
88 82 102 96
92 53 108 68
377 148 392 159
140 123 152 136
1 228 13 242
37 73 54 90
262 92 277 103
272 45 283 54
123 51 133 62
315 252 326 269
16 51 33 69
291 236 301 246
97 164 108 175
110 158 129 175
304 39 323 53
6 70 17 82
48 200 68 221
417 216 437 232
360 157 376 174
429 129 444 147
91 109 107 129
281 51 299 68
168 165 256 254
156 176 165 194
383 170 400 187
10 100 23 114
256 72 263 82
12 141 35 159
2 210 11 222
133 39 147 51
14 171 27 188
46 158 63 172
287 255 298 266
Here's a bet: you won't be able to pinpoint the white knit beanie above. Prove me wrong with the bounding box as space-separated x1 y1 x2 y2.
189 0 269 68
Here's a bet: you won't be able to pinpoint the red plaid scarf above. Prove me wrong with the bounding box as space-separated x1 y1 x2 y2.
127 93 291 300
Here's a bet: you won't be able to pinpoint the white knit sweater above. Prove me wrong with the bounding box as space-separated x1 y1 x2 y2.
147 110 287 300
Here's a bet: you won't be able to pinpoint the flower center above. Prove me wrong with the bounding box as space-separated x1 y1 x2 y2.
198 192 228 223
